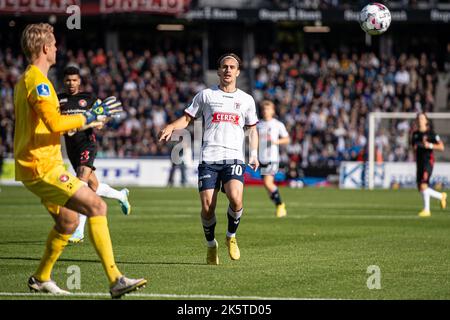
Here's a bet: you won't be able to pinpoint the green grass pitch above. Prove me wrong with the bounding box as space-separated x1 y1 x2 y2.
0 186 449 300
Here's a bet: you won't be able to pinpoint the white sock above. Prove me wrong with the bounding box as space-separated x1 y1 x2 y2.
227 207 243 220
421 191 430 211
207 239 217 247
425 187 443 200
96 183 125 201
75 214 87 235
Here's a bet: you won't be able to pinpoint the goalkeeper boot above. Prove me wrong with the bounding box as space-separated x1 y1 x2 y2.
110 276 147 299
28 276 70 295
206 239 219 265
418 209 431 218
440 192 447 210
68 229 84 244
119 188 131 215
225 236 240 260
276 203 287 218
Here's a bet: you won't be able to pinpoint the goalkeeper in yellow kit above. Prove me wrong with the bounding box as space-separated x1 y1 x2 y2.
14 23 147 298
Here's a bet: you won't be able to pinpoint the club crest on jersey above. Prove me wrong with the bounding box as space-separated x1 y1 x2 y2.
212 112 240 125
234 102 241 110
36 83 50 97
59 174 69 183
78 99 87 107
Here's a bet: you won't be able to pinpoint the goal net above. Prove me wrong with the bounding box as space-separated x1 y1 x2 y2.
367 112 450 190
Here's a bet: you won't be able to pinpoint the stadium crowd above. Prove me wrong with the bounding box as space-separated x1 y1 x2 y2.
0 46 441 171
0 46 204 159
251 50 440 168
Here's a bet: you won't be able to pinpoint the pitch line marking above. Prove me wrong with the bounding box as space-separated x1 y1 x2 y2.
0 292 340 300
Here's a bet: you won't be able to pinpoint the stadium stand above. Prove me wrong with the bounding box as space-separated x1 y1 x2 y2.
1 46 443 173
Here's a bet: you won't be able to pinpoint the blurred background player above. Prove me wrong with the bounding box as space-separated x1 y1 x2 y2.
59 66 131 243
257 100 290 217
167 137 190 187
411 112 447 217
159 53 259 265
14 23 146 297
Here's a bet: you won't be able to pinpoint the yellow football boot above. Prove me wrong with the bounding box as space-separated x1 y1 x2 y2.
225 236 240 260
206 240 219 265
276 203 287 218
440 192 447 210
418 209 431 218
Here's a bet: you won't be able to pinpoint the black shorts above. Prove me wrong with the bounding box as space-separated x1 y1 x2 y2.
198 160 245 192
417 161 433 187
67 142 97 171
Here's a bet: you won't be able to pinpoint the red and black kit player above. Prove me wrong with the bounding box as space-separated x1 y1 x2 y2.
58 66 131 243
411 112 447 217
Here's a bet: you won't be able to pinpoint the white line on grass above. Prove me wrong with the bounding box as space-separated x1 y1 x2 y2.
0 292 339 300
0 213 423 220
284 214 421 220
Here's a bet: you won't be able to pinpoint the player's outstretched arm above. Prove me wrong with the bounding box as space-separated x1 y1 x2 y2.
276 137 291 145
158 114 192 142
247 125 259 171
32 99 86 133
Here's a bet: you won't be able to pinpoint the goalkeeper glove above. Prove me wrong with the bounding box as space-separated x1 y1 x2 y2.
83 96 123 125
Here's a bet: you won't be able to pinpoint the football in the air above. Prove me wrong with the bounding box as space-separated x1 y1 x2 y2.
359 3 391 35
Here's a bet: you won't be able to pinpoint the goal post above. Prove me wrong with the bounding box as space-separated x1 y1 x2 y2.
367 112 450 190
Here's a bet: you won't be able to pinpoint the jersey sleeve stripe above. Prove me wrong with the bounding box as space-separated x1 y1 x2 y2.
184 110 196 118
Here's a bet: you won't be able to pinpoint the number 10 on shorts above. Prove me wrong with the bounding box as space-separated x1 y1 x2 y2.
231 164 243 176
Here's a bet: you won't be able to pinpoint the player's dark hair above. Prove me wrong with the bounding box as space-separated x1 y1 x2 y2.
63 66 80 77
217 53 242 70
417 112 434 133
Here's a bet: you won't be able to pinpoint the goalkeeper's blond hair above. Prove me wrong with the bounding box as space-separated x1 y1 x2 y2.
21 23 54 62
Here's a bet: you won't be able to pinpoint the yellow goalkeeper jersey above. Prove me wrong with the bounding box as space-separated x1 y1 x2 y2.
14 64 86 181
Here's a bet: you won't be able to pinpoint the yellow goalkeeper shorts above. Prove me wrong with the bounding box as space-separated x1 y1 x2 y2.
23 165 85 215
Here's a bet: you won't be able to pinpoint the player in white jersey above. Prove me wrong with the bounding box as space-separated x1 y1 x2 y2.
159 53 259 265
257 100 290 217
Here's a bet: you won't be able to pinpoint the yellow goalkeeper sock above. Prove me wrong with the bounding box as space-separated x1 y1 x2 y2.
88 216 122 284
34 228 71 282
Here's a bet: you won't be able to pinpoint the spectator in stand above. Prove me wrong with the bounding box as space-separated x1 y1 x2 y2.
0 47 442 177
251 50 440 173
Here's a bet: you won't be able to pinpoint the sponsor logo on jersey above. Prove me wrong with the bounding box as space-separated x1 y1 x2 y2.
36 83 50 97
61 109 85 115
212 112 240 125
59 174 69 183
78 99 87 107
210 102 224 107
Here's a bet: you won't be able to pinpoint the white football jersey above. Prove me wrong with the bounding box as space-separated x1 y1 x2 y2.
257 118 289 163
185 86 258 162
